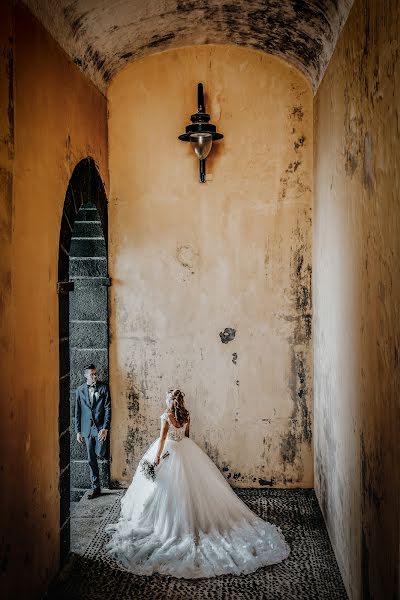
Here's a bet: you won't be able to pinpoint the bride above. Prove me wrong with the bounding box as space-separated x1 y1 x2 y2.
105 389 290 578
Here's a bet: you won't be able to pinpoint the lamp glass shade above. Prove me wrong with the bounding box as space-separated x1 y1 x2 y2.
190 132 213 160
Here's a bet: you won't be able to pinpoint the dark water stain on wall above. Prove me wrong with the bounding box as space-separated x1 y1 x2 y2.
84 44 107 72
203 437 222 468
219 327 236 343
177 0 197 12
286 160 301 173
147 32 176 49
279 213 312 471
291 105 304 120
65 134 72 163
109 478 125 489
127 388 140 418
0 168 13 343
294 135 306 151
5 37 14 160
176 245 197 273
279 387 310 475
362 131 375 192
123 425 146 466
289 339 312 444
360 430 383 594
0 168 12 244
291 221 313 345
315 447 329 519
25 0 353 93
361 526 371 600
280 426 298 465
259 477 276 486
343 82 363 177
360 432 381 513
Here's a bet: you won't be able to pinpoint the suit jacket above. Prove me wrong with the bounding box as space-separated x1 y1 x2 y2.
75 381 111 438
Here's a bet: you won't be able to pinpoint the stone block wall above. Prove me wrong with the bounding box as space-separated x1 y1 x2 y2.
69 202 109 500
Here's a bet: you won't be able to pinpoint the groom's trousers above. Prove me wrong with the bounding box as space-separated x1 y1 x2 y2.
84 424 109 489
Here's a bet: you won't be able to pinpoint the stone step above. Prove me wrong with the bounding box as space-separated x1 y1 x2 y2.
71 458 110 489
70 256 107 278
72 221 104 237
70 237 106 257
75 205 101 222
70 488 86 502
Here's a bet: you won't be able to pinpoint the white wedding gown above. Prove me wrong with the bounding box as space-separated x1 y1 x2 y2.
105 413 290 578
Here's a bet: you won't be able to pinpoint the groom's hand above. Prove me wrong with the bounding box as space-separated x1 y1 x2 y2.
98 429 108 442
77 433 84 444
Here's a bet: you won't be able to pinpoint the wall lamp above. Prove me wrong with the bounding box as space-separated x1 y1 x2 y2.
178 83 223 183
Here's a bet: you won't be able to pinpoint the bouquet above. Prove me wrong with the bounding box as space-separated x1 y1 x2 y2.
140 451 170 481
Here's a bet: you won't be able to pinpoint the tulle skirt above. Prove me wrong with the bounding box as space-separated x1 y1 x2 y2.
105 436 290 578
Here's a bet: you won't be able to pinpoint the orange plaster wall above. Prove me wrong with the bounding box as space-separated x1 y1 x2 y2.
0 3 108 598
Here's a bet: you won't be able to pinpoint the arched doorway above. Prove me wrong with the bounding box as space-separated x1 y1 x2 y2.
57 158 109 563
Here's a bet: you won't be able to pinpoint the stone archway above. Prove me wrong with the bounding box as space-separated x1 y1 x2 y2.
57 158 109 563
69 201 110 500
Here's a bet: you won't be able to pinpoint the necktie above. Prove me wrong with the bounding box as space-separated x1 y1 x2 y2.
89 385 95 407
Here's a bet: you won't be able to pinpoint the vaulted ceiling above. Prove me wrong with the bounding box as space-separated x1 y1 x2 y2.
23 0 353 94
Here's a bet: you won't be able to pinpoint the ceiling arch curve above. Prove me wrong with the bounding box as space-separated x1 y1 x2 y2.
23 0 353 94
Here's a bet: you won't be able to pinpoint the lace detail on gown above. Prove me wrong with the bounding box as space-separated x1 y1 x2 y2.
105 413 290 578
161 412 187 442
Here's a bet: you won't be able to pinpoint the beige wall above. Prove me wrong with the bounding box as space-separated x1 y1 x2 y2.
313 0 400 598
0 3 108 598
108 45 313 489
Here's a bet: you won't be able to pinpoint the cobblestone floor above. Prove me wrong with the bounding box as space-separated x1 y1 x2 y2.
46 488 347 600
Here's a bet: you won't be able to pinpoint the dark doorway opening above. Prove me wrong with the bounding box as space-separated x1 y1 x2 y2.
58 158 109 563
69 201 109 500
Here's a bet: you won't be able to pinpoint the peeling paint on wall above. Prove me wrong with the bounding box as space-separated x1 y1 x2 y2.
219 327 236 344
108 45 313 490
23 0 353 94
314 0 400 597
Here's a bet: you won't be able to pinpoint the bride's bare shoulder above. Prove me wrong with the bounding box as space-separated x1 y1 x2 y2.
165 412 189 428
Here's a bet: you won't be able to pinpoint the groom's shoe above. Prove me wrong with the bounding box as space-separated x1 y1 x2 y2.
88 487 101 499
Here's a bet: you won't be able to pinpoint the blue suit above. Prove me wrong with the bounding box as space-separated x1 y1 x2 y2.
75 381 111 489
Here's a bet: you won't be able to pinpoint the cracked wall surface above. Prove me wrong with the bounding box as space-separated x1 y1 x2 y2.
108 45 313 489
23 0 353 93
314 0 400 598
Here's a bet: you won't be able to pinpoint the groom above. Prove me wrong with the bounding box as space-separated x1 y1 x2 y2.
75 364 111 499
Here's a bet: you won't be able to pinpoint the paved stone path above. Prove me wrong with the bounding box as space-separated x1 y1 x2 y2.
46 488 347 600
